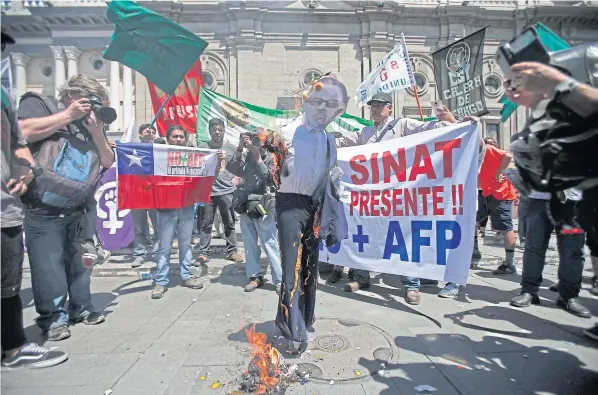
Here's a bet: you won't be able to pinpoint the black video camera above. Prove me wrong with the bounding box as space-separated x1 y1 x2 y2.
495 26 597 89
88 95 117 124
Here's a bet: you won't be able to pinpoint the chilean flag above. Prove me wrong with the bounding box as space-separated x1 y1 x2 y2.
116 143 218 210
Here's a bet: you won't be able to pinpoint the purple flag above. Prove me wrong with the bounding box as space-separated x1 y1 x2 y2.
94 167 134 251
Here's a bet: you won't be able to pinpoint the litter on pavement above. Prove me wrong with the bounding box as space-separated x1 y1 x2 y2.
414 385 438 392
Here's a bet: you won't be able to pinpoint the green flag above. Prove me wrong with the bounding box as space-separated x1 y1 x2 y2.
500 22 570 123
103 0 208 94
196 88 373 145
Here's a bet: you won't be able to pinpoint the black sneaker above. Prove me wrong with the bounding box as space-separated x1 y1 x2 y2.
45 325 71 342
510 292 540 307
72 312 106 325
590 276 598 296
1 343 68 371
583 325 598 341
556 296 591 318
493 264 517 275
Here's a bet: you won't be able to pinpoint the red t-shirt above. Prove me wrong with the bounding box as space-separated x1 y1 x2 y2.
479 145 516 201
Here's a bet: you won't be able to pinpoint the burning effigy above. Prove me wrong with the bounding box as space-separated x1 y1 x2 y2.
237 324 302 395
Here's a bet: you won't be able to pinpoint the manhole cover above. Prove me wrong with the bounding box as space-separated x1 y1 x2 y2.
290 317 398 382
315 334 350 352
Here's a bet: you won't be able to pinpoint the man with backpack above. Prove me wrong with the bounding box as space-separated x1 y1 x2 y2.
17 75 115 341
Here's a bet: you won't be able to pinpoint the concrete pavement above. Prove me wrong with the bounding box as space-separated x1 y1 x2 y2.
3 231 598 395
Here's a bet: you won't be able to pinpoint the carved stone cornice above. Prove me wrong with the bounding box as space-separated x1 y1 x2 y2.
11 52 30 67
63 46 81 61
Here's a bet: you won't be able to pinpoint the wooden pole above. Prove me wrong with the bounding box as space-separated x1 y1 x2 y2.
412 85 425 121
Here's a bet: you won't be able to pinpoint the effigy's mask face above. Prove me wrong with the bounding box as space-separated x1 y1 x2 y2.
303 83 346 129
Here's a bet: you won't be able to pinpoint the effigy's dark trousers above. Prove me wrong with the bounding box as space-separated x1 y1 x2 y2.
275 193 319 342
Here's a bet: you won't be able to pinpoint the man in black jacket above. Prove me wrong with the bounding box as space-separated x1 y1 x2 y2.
227 128 282 293
196 118 244 265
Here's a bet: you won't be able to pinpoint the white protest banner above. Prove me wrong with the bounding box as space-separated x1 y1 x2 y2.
321 122 480 285
356 36 415 106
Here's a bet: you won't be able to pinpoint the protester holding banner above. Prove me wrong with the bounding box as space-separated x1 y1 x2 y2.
331 92 458 305
131 123 160 268
151 125 206 299
195 118 244 266
227 128 282 294
275 76 349 354
17 75 114 341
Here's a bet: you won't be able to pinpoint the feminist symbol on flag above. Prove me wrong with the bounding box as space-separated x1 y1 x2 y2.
95 182 132 235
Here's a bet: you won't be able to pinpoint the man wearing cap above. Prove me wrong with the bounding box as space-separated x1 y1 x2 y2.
329 92 458 305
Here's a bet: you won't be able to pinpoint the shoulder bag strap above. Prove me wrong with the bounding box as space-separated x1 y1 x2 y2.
374 118 400 143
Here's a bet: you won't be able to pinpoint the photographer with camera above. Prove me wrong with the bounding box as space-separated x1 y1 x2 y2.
497 30 598 330
227 128 282 293
17 75 115 341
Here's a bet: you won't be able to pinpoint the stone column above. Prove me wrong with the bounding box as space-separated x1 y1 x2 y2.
122 65 133 130
109 61 121 131
10 53 30 104
50 46 65 98
63 46 81 79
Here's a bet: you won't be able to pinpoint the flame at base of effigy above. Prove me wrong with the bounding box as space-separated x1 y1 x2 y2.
237 324 302 395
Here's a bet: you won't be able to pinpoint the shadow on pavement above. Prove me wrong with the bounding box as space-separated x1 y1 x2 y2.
359 332 598 395
22 289 118 347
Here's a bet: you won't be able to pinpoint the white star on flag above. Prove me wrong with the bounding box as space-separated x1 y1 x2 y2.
125 149 144 167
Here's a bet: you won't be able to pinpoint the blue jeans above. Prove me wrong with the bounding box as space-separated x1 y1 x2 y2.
155 206 195 286
240 213 282 284
521 198 585 298
25 208 97 331
401 276 420 291
132 209 159 258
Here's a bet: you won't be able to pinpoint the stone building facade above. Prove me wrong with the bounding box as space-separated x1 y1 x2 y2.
2 0 597 147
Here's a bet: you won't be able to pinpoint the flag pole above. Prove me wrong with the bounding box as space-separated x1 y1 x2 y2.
148 93 173 131
412 85 425 121
401 33 425 121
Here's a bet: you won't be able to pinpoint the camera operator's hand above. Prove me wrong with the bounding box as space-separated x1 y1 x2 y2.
66 98 92 121
85 111 105 137
237 134 250 152
506 62 569 100
247 144 262 163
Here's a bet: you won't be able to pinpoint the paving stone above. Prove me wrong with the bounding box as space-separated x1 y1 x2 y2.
184 340 249 367
1 385 115 395
1 353 140 389
110 347 191 394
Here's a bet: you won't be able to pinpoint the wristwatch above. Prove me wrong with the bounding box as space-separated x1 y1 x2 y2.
30 163 43 177
552 77 580 102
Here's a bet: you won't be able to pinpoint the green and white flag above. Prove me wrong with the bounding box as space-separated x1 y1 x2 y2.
196 88 372 145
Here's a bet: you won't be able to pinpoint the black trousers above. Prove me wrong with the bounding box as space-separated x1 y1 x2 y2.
1 226 27 353
198 193 238 256
275 193 319 342
521 199 585 298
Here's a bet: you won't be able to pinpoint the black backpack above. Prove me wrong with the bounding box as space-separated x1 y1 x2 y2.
20 92 105 213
